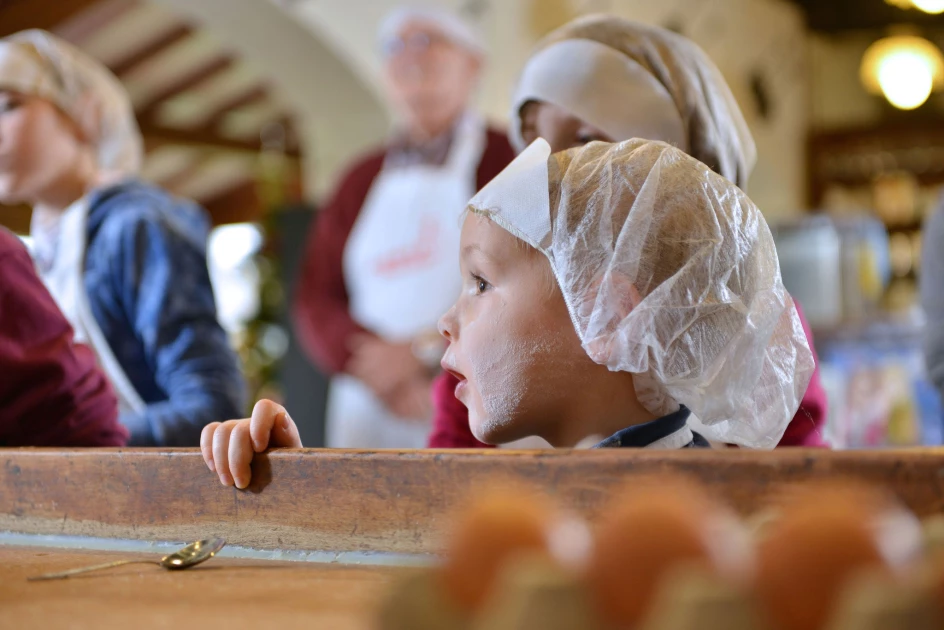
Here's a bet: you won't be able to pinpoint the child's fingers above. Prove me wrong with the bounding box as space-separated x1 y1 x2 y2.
201 422 220 473
228 421 254 489
249 399 283 452
212 421 237 486
271 410 302 448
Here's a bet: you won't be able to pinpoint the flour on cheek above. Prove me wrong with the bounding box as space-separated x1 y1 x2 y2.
469 295 574 442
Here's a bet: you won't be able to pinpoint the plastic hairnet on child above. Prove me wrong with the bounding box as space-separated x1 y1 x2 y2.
468 139 813 449
511 15 755 190
0 29 142 175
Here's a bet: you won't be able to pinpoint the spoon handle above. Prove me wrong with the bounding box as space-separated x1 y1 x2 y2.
28 559 161 581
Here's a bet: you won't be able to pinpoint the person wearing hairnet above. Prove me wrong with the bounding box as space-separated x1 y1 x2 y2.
292 7 515 448
0 30 245 446
199 138 815 487
427 15 829 449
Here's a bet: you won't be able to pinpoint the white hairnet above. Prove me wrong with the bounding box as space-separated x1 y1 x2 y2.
379 5 485 58
511 15 755 190
468 139 813 449
0 29 143 176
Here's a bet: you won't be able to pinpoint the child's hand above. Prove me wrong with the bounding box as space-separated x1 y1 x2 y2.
200 399 302 489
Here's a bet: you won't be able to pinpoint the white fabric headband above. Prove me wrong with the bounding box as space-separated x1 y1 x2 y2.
469 138 552 252
510 39 687 154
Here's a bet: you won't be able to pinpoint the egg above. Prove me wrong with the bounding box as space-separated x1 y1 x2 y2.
583 476 730 629
774 482 923 570
754 485 890 630
439 490 559 614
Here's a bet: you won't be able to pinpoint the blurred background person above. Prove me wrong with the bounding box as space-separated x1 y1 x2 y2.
293 6 515 448
0 30 245 446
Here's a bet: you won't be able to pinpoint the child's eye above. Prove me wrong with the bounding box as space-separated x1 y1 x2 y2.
472 274 491 295
575 133 606 147
0 98 20 114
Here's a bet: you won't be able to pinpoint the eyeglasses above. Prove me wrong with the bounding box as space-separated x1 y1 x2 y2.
383 32 449 57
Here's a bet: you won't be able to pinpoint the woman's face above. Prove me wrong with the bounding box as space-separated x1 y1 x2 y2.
519 101 614 153
0 90 86 205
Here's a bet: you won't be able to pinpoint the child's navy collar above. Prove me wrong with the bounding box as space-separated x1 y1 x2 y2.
593 406 710 449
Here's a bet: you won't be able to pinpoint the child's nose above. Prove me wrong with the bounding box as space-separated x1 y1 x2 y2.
438 306 457 342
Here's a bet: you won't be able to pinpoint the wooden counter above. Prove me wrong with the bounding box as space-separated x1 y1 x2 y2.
1 448 943 555
0 545 404 630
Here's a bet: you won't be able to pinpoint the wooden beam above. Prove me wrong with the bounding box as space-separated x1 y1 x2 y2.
140 120 302 157
0 0 103 38
201 178 261 225
136 56 234 120
270 115 302 154
201 85 268 128
53 0 136 43
151 153 208 193
108 23 193 77
1 449 942 554
0 203 32 235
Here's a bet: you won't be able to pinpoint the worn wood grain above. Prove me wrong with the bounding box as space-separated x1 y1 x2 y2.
1 448 943 554
0 546 403 629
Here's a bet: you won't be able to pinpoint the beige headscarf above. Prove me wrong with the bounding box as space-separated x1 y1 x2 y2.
511 15 756 190
0 29 143 176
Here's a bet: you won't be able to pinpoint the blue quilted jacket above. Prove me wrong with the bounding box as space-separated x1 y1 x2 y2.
84 180 246 446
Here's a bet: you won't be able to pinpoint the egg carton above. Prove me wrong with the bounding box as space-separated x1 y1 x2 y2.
376 515 944 630
378 558 943 630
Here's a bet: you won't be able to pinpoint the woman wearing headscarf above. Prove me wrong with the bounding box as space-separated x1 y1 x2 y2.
427 15 828 449
0 30 245 446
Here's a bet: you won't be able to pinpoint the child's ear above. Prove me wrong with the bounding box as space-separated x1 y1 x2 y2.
600 272 642 319
582 272 642 365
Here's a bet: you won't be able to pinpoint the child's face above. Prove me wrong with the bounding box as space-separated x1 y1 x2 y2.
519 101 613 153
0 90 86 205
438 212 599 445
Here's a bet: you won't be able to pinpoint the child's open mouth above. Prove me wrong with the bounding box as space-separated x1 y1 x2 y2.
440 360 468 400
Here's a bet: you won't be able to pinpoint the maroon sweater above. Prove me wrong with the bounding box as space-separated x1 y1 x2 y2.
0 228 126 446
293 127 516 374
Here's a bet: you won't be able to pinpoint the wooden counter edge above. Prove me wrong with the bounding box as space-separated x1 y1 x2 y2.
1 448 942 554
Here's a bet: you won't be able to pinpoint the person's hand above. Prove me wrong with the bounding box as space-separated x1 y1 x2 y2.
200 399 302 489
381 376 434 421
346 334 425 398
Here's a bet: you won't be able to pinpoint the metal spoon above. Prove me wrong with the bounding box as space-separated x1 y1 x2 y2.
28 537 226 581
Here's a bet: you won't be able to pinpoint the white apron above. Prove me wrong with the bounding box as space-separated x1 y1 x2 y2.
327 114 487 448
34 197 147 417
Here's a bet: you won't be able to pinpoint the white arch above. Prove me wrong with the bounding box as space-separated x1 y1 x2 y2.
152 0 390 197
